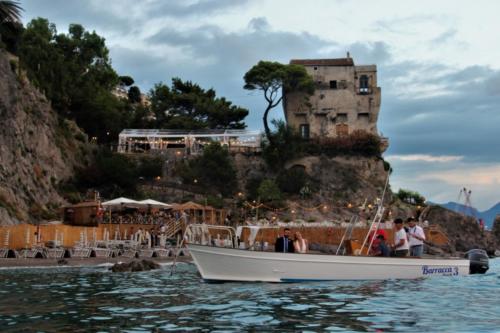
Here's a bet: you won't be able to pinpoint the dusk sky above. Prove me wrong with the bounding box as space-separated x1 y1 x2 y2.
22 0 500 210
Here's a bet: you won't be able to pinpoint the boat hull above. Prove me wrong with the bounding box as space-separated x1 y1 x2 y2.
187 244 469 282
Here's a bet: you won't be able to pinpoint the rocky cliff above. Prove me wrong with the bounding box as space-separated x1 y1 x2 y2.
422 205 499 255
232 153 389 221
0 50 90 225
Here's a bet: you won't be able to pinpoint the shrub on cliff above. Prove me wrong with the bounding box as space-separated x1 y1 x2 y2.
261 120 304 170
396 189 426 206
257 179 283 207
74 149 138 197
305 130 382 157
176 142 237 197
70 150 163 198
276 167 308 195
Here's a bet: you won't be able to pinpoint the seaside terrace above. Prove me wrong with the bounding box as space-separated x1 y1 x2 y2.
117 129 262 155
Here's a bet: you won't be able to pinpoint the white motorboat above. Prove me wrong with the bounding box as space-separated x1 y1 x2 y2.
184 224 472 282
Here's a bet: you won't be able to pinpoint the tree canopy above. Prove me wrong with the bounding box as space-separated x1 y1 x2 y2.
149 78 248 130
0 0 22 23
177 142 238 196
18 18 128 142
8 18 249 143
244 61 314 143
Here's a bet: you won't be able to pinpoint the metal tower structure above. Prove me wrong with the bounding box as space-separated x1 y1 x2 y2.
456 187 477 219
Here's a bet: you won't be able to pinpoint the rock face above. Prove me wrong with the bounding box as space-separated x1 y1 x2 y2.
424 205 499 255
0 50 90 225
233 153 389 221
288 155 388 202
110 260 161 272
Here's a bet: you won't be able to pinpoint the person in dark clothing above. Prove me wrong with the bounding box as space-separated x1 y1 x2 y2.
376 234 390 257
275 228 295 253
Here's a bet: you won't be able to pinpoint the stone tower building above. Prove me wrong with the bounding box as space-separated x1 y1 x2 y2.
284 56 381 140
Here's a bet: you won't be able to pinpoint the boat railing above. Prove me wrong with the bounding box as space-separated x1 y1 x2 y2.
185 224 238 248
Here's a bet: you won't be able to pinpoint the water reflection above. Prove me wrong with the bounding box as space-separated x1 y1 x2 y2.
0 261 499 332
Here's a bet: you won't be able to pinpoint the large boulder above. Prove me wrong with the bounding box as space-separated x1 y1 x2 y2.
110 259 161 272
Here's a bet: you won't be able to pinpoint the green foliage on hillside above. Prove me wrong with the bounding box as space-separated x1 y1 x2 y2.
16 18 129 142
177 143 237 197
257 179 282 204
396 188 426 206
149 78 248 130
6 17 247 145
69 149 163 198
261 120 303 170
262 122 383 171
276 167 308 195
306 130 382 157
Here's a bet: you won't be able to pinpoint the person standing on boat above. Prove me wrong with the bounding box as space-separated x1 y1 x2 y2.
293 232 308 254
392 218 409 257
407 217 426 257
275 228 295 253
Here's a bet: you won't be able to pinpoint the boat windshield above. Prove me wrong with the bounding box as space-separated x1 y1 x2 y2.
185 224 278 250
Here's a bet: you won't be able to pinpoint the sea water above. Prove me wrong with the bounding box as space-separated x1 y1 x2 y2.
0 260 499 332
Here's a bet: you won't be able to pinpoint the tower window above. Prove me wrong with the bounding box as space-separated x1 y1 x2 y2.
359 75 369 94
299 124 310 139
329 80 337 89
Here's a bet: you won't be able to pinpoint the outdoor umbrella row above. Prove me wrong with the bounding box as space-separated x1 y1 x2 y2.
101 197 172 210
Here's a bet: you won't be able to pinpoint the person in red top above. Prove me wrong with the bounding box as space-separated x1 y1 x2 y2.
369 228 387 255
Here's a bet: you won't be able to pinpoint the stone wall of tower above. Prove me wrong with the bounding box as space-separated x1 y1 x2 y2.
284 59 381 140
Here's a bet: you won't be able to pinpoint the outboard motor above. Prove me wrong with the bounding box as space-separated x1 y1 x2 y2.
465 249 489 274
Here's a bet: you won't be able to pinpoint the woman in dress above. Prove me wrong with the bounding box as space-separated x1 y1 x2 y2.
293 232 308 254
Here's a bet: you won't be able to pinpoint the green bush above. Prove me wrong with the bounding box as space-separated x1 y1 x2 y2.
306 130 382 157
73 149 138 197
177 142 237 197
257 179 283 206
245 176 263 201
261 120 304 170
9 59 17 73
136 156 163 179
205 195 224 209
396 189 426 205
276 167 308 194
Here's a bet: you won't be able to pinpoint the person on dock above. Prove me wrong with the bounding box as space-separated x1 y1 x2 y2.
392 218 409 257
293 232 308 254
275 228 294 253
407 217 426 257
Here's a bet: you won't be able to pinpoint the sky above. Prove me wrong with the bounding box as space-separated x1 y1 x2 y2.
21 0 500 210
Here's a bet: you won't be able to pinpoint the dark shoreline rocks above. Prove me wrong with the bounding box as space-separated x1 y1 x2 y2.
110 259 161 272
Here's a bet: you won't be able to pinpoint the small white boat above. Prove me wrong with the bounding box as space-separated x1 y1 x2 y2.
184 224 471 282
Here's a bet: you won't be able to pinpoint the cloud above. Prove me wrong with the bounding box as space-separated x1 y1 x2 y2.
248 17 271 32
144 0 251 19
346 42 392 65
372 14 448 35
430 29 458 45
389 160 500 210
386 154 464 163
418 164 500 186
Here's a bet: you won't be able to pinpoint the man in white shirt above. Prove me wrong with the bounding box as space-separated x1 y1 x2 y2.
392 218 409 257
407 217 426 257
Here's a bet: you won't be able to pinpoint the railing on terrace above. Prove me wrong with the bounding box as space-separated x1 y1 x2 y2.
119 129 261 138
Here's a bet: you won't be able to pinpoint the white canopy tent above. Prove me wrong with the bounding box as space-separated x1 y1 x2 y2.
101 197 142 210
101 197 172 211
138 199 172 209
